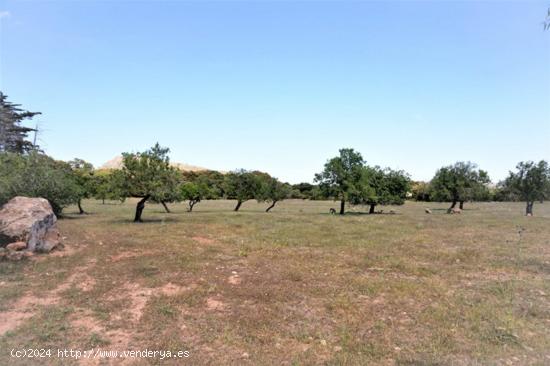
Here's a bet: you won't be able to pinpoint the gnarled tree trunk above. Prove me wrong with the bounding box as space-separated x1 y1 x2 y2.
459 201 464 210
134 195 150 222
234 200 243 211
526 201 534 216
369 204 376 214
161 201 171 213
450 200 457 210
339 199 345 215
266 201 277 212
188 199 198 212
77 199 86 215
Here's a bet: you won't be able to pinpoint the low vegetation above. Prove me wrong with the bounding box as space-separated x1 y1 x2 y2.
0 199 549 365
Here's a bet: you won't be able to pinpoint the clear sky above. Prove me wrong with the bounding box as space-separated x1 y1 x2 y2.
1 0 549 184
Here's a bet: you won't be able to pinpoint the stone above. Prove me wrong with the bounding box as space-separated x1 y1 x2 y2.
425 208 432 214
6 250 24 261
0 196 61 252
6 241 26 251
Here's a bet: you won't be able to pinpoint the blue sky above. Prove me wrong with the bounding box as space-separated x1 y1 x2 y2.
1 0 549 183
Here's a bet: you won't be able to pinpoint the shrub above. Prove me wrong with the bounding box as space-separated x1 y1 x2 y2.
0 152 79 215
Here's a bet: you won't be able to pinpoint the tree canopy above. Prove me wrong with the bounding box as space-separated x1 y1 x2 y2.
0 92 40 154
256 174 291 212
93 170 127 204
68 158 95 214
179 174 220 212
315 148 366 215
0 152 79 215
502 160 550 215
114 143 180 222
356 167 410 213
430 162 490 210
223 170 261 211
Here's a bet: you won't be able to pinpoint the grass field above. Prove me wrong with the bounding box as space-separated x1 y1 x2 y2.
1 199 549 365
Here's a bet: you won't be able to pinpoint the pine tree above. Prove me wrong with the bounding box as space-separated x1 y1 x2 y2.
0 92 41 153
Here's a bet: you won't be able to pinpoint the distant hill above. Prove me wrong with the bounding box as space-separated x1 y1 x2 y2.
100 156 208 172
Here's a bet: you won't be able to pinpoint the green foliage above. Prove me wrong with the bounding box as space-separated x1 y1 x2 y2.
411 181 431 201
68 159 95 213
179 174 219 211
359 167 411 208
503 161 550 204
93 170 126 203
492 181 519 202
256 174 291 211
291 183 316 199
0 152 79 214
0 92 40 154
314 148 366 213
68 159 94 197
430 162 491 205
315 148 410 213
182 170 225 198
114 143 180 203
223 170 261 209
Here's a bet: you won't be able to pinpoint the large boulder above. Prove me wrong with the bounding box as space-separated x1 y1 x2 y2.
0 196 61 252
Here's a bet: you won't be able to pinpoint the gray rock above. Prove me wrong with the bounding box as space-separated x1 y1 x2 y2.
0 197 61 252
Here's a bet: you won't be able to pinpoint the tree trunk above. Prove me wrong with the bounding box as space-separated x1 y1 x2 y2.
459 201 464 210
339 199 345 215
188 200 198 212
134 195 150 222
77 199 85 215
450 200 457 209
266 201 277 212
102 199 105 205
369 204 376 214
160 201 171 213
234 200 243 211
526 201 534 216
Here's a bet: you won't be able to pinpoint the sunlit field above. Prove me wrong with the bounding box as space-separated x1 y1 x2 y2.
1 199 549 365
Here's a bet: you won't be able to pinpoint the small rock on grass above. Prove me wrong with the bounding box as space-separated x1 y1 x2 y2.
6 241 27 251
6 251 24 261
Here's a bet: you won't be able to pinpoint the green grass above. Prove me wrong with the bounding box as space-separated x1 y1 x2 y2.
1 199 549 365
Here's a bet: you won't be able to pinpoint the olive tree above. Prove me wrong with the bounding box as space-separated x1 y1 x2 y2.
93 170 126 204
314 148 366 215
502 160 550 216
430 162 490 210
68 158 95 214
256 174 291 212
114 143 180 222
179 175 220 212
224 169 261 211
358 167 410 213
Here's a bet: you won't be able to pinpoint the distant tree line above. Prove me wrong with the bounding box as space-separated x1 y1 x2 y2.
1 93 549 218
